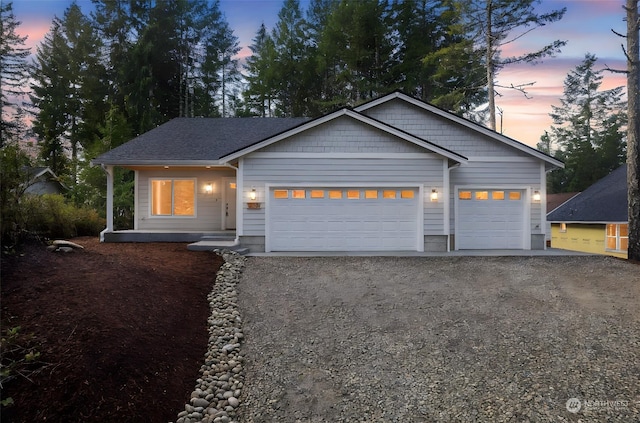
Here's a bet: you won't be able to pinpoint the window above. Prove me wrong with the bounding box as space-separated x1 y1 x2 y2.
329 190 342 199
508 191 521 200
274 190 288 199
151 179 195 216
347 190 360 199
606 224 628 252
492 191 505 200
560 223 567 233
292 190 306 199
475 191 489 200
459 191 472 200
310 190 324 198
383 190 396 199
401 190 414 199
365 190 378 199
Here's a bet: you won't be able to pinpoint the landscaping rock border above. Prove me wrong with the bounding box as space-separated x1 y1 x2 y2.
173 250 246 423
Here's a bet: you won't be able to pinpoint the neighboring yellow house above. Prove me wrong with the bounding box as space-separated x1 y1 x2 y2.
547 165 628 259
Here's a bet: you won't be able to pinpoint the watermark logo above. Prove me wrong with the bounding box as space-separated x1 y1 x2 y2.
566 398 581 413
566 397 630 414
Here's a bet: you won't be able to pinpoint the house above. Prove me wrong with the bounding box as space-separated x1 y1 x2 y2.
545 192 580 245
547 165 628 259
92 91 563 252
22 166 68 195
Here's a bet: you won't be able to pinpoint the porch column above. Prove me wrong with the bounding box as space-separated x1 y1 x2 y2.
101 165 114 241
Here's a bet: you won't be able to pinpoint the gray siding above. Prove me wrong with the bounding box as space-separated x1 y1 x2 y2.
136 168 234 231
258 116 427 154
241 156 445 237
361 100 530 158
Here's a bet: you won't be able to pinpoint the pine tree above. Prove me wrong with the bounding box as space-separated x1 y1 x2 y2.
548 54 627 192
317 0 395 106
464 0 566 130
271 0 309 116
199 1 240 117
244 24 278 117
30 4 105 180
0 1 31 147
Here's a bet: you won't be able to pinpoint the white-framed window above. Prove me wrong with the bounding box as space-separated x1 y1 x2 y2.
606 224 628 252
151 179 196 216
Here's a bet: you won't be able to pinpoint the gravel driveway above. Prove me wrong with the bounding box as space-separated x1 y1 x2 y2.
235 256 639 422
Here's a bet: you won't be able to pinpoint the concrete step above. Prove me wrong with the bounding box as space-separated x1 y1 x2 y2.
187 240 249 255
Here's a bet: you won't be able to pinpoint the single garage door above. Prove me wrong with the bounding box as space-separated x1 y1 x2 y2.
456 189 525 249
269 187 419 251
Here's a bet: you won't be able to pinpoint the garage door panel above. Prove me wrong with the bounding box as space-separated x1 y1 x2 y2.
457 189 525 249
269 187 419 251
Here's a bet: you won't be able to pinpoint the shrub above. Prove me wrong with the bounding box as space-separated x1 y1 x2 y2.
21 194 105 239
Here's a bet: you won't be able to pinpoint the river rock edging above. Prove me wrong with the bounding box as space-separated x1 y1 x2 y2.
173 249 246 423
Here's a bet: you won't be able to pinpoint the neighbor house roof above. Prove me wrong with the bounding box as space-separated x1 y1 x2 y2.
547 192 580 213
92 117 310 166
547 165 628 222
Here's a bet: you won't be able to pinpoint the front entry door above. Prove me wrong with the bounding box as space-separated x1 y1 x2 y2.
223 178 237 230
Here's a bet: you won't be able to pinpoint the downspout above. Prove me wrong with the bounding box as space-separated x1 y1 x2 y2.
447 162 462 252
221 162 240 244
99 164 114 242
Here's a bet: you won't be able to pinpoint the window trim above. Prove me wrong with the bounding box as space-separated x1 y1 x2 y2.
605 223 629 252
149 178 197 218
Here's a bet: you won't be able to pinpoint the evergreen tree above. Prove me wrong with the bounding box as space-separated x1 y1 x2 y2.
31 3 105 180
390 0 485 115
244 23 278 117
199 1 240 117
30 20 71 177
548 54 627 192
0 1 31 147
317 0 395 107
464 0 566 130
271 0 309 116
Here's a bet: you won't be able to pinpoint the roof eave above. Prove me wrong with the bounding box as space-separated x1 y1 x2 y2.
90 159 224 167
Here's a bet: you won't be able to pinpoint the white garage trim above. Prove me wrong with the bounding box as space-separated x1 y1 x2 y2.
265 183 424 252
454 185 531 250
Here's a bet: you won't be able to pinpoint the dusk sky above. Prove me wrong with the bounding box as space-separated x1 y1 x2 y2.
11 0 630 148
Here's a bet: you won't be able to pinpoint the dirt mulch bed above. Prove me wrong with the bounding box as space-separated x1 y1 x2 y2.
1 237 222 422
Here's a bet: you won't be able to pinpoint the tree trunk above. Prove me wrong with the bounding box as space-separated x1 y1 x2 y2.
627 0 640 261
486 0 496 131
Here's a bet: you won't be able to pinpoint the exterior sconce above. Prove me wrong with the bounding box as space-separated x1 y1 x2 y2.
247 188 261 209
533 190 541 202
204 183 213 194
430 189 439 202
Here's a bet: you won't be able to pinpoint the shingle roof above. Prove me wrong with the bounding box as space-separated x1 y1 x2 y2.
547 192 580 213
547 165 628 222
92 117 310 165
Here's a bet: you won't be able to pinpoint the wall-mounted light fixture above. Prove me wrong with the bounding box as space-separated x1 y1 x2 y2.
247 188 261 209
532 190 541 202
204 183 213 194
430 189 439 202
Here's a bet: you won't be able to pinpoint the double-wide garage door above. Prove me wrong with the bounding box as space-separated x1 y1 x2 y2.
456 189 525 249
269 187 419 251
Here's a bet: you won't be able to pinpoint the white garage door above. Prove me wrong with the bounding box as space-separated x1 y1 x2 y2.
456 189 525 249
269 187 419 251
